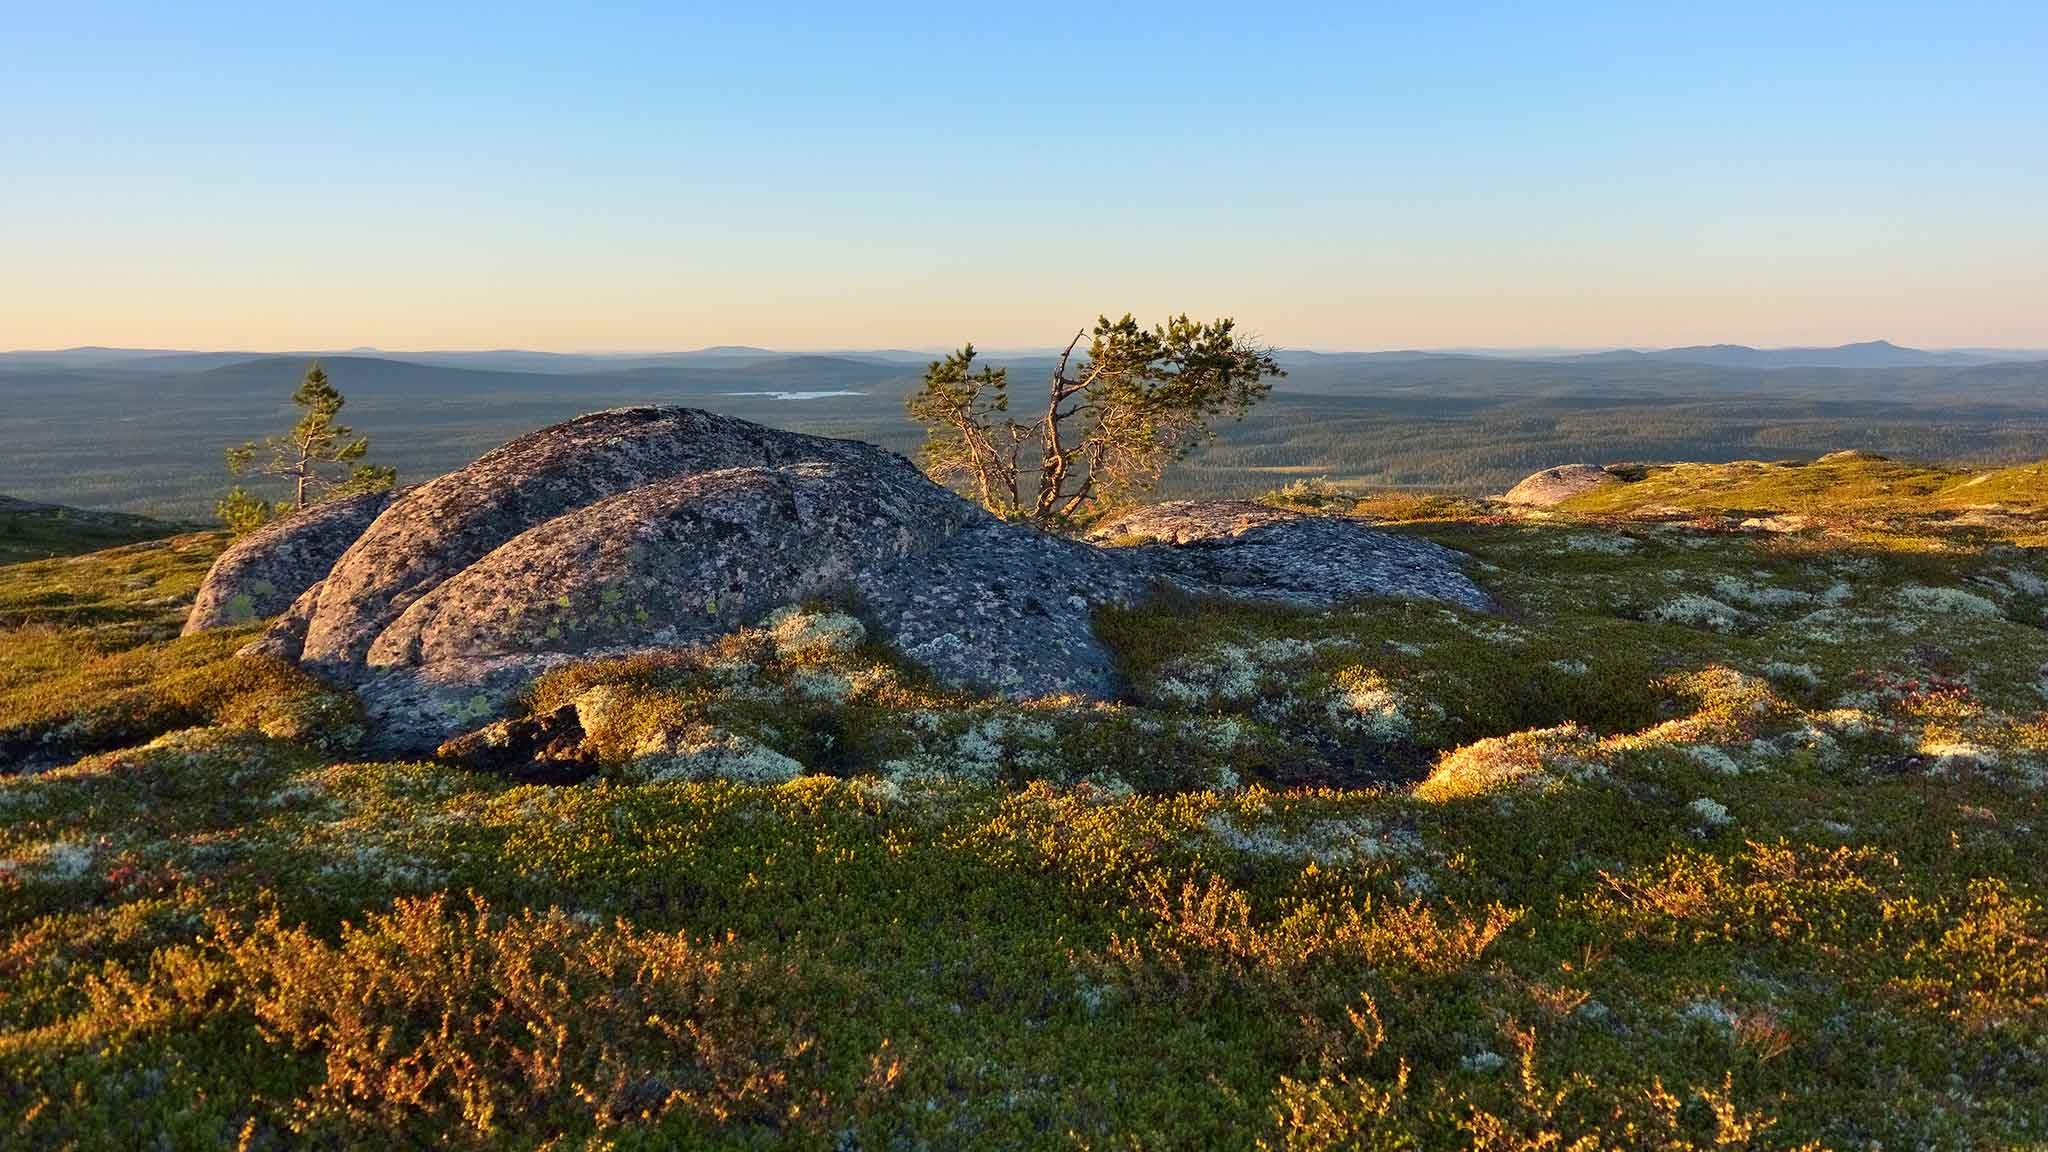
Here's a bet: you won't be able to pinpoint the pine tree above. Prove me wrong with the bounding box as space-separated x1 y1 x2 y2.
906 315 1282 527
219 361 395 533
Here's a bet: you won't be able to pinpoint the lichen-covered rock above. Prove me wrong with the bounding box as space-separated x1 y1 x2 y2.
243 408 1492 751
1092 501 1496 615
183 490 394 633
236 580 325 661
1499 464 1624 507
861 519 1150 700
285 408 956 674
367 459 966 670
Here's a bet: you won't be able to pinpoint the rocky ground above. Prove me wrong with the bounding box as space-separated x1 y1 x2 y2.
2 446 2047 1149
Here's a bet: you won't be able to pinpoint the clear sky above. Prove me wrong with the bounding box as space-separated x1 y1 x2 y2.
4 2 2044 352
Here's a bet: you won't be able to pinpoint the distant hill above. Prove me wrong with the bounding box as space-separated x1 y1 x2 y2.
1564 340 2000 369
0 348 259 373
1638 340 1989 369
11 340 2043 376
4 345 2048 518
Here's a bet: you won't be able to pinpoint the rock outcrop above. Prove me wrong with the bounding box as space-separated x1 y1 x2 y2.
1093 502 1496 613
1500 464 1624 508
200 407 1494 751
183 490 396 634
1090 500 1302 545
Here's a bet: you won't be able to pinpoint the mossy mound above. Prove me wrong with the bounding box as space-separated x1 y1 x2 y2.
0 495 189 565
1550 452 2048 520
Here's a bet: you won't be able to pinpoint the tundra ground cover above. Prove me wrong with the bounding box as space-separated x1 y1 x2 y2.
2 457 2046 1149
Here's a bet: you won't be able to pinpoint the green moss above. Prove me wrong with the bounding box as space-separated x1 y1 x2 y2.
0 529 223 644
1551 451 2048 521
1933 459 2048 510
0 628 363 766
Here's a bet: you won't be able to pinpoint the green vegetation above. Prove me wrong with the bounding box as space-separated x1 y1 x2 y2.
219 361 395 533
0 497 187 565
908 315 1283 525
0 527 359 769
0 529 221 640
1558 453 2048 519
4 453 2048 1147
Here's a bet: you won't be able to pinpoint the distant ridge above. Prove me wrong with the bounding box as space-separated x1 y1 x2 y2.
1566 340 1996 369
7 341 2046 374
1649 340 1983 369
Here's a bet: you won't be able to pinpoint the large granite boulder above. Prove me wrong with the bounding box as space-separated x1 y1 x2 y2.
289 408 937 675
214 407 1494 751
1499 464 1624 508
370 459 968 671
182 490 395 634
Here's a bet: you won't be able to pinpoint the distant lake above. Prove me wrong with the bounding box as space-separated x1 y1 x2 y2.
720 390 866 401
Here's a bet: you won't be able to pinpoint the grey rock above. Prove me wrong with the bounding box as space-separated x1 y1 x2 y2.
863 520 1151 700
235 580 326 660
1099 503 1496 615
246 408 1494 751
184 490 395 634
368 459 970 670
1499 464 1624 508
290 407 936 674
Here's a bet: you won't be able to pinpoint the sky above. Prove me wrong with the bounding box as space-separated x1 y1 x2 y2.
3 2 2044 352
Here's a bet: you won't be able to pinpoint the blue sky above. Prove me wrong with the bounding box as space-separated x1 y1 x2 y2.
3 2 2043 350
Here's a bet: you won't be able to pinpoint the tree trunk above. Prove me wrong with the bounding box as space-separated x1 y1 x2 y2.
1036 401 1067 518
1032 331 1087 519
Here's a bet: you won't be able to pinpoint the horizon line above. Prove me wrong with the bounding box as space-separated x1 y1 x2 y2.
9 339 2048 358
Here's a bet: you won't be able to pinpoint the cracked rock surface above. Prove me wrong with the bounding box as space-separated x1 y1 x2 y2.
199 407 1494 750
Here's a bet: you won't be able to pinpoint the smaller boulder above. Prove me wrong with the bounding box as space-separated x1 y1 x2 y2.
184 490 395 634
433 701 597 784
1500 465 1624 508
